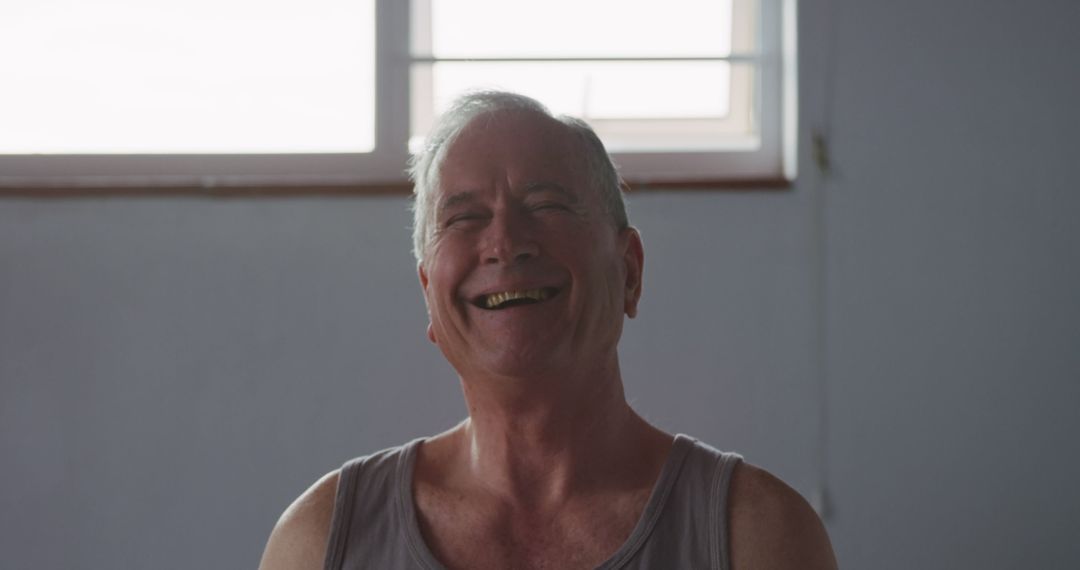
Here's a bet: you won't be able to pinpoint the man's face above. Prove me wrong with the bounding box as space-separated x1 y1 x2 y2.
418 111 643 381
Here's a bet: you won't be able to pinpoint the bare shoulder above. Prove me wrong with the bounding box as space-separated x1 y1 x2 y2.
258 469 340 570
728 462 837 570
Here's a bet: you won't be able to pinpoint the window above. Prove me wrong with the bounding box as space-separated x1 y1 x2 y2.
0 0 796 190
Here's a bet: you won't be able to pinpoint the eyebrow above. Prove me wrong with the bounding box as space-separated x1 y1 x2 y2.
523 181 579 203
437 191 477 216
436 182 579 217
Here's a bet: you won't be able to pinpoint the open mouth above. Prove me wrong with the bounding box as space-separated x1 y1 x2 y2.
473 287 560 310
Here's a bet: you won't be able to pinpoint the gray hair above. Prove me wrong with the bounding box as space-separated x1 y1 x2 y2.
408 90 628 263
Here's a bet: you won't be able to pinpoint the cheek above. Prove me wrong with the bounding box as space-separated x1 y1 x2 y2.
425 263 466 321
585 245 627 309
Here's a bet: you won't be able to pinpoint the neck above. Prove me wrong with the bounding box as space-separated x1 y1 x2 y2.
443 357 666 507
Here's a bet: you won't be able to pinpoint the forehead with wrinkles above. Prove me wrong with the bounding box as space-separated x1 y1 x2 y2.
437 110 590 194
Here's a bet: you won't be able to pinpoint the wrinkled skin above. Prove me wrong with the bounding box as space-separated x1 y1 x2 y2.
418 110 643 389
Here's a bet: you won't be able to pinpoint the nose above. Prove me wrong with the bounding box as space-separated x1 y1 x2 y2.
482 208 539 265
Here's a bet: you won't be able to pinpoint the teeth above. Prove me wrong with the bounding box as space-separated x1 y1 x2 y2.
484 288 551 309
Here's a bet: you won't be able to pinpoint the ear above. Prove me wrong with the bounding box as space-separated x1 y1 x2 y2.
417 263 437 344
621 227 644 318
418 262 430 291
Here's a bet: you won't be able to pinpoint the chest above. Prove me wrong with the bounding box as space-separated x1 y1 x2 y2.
413 487 650 570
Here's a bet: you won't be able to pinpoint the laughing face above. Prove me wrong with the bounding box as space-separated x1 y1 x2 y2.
417 110 643 382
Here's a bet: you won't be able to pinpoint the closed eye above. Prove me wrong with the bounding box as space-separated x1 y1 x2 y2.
444 213 487 227
529 202 569 212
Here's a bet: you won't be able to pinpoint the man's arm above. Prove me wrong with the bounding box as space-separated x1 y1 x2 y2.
728 463 838 570
258 470 339 570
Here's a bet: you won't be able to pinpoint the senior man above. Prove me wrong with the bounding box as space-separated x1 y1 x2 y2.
259 91 836 570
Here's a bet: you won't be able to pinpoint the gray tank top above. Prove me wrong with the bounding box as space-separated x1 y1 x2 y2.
323 434 742 570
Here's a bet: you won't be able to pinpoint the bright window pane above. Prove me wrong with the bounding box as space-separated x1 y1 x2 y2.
412 0 761 154
427 0 734 58
430 62 731 119
412 62 757 152
0 0 375 154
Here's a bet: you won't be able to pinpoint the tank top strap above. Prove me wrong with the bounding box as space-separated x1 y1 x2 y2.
599 434 743 570
703 440 743 570
323 438 427 570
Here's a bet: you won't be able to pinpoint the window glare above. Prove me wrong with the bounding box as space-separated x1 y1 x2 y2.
429 0 734 58
0 0 375 154
430 62 732 120
412 0 757 154
411 62 756 154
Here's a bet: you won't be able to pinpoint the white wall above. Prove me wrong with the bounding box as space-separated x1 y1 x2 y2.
2 1 1078 568
817 1 1080 566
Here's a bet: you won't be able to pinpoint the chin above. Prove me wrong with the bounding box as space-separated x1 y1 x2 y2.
476 350 566 381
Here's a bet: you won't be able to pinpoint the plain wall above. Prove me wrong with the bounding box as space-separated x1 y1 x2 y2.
2 0 1078 568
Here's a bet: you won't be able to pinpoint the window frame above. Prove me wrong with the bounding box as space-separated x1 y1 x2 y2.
0 0 796 192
